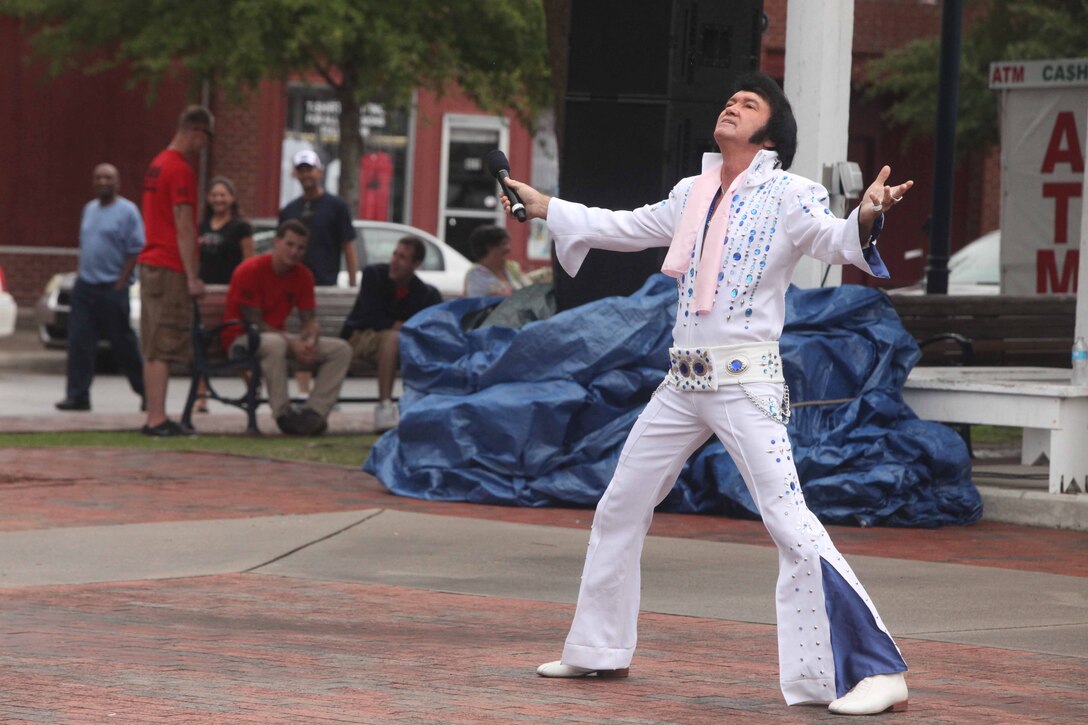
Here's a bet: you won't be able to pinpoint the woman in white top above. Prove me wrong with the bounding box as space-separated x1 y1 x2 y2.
463 225 530 297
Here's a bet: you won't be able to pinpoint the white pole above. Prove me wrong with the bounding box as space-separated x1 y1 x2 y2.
785 0 855 288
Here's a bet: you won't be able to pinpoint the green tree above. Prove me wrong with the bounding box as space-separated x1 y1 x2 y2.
6 0 551 216
864 0 1088 157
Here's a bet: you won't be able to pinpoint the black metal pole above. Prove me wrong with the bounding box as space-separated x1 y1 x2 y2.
926 0 962 295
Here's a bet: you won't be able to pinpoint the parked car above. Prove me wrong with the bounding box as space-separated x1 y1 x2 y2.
34 272 141 349
252 219 473 299
0 262 17 338
889 230 1000 295
34 219 471 348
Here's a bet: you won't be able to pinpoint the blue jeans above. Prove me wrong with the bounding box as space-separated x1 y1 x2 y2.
65 278 144 403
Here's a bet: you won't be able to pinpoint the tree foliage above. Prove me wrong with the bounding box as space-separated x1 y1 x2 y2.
864 0 1088 156
5 0 552 214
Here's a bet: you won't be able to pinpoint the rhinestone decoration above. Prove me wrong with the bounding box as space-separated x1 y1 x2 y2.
761 351 782 378
673 167 790 329
740 382 791 425
668 348 715 391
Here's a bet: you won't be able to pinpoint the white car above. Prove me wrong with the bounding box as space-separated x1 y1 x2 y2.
890 230 1000 295
254 219 473 299
0 263 17 337
35 271 141 348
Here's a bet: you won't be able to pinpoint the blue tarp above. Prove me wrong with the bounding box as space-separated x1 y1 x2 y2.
364 276 982 527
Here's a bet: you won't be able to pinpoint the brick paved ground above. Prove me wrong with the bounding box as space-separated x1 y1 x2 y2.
3 576 1087 724
2 448 1087 723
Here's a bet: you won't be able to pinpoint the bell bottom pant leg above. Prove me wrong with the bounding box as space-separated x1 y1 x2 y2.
700 383 907 705
561 384 711 670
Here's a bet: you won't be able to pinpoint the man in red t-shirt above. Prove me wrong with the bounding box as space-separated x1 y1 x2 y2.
224 219 351 435
139 105 214 437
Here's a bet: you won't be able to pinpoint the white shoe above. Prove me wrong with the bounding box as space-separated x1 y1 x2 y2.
536 660 629 678
374 400 399 431
828 673 908 715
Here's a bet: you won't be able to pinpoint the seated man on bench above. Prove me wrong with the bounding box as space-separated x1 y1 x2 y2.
223 219 351 435
339 235 442 431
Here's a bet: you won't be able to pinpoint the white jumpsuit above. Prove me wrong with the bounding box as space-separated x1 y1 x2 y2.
547 150 907 705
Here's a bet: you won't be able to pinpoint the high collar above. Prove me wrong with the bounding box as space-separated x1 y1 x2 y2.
701 149 782 189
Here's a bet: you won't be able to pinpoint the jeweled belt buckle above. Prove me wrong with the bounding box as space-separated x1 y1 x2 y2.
668 348 717 391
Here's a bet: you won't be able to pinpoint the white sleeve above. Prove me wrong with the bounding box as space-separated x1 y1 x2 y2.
783 180 886 278
546 178 691 278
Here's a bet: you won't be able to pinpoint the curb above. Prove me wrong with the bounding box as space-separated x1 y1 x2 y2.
978 484 1088 531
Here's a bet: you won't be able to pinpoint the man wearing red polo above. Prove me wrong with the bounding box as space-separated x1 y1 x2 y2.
223 219 351 435
139 105 213 437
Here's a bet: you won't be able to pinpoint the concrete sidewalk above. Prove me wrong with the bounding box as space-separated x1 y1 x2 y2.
1 448 1086 723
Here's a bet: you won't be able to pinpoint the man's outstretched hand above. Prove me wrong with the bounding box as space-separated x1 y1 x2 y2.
857 165 913 244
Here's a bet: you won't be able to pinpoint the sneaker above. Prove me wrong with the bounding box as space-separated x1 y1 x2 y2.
55 398 90 411
374 401 399 432
294 407 329 436
141 419 190 437
276 404 305 435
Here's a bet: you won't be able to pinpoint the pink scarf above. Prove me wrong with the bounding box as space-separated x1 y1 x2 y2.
661 163 746 314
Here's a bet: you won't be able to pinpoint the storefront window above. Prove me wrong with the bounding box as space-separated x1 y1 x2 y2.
281 83 411 223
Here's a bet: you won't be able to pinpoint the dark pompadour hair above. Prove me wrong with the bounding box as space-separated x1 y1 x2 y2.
732 72 798 170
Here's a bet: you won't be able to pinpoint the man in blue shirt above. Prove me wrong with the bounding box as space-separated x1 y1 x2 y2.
56 164 146 411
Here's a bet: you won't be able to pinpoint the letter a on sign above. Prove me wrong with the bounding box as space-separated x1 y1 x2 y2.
1041 112 1086 173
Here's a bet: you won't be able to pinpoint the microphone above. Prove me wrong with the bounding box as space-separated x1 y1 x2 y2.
486 149 527 222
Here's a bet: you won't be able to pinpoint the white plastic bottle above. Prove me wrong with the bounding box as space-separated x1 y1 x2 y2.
1073 336 1088 385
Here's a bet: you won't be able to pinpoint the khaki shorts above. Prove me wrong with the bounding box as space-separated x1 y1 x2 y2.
348 328 396 365
139 264 192 364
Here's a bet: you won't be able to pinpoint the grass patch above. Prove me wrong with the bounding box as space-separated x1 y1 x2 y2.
0 431 380 468
969 425 1022 447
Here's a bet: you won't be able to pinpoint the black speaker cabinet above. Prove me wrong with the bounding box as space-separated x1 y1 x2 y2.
554 0 764 311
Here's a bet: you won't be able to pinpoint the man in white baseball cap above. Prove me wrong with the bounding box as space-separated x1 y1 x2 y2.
292 149 322 169
279 146 358 398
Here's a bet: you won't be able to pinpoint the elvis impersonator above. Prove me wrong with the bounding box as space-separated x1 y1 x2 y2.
500 72 914 716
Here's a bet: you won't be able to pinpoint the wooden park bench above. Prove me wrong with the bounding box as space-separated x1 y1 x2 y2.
888 294 1086 494
888 294 1077 367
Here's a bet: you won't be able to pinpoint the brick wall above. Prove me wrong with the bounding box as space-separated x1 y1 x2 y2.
0 17 192 304
207 80 285 221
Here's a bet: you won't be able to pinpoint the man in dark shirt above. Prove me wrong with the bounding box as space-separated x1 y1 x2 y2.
340 235 442 430
278 149 357 286
279 149 358 399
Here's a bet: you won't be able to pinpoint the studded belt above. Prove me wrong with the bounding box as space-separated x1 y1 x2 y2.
666 342 784 391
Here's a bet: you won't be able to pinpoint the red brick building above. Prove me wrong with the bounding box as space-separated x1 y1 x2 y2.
0 4 998 303
0 15 536 304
